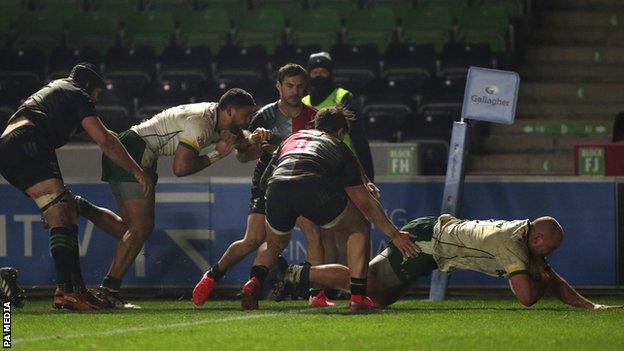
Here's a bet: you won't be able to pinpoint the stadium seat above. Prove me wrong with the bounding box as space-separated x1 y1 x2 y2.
0 2 26 46
365 0 413 22
272 44 321 71
98 80 134 109
215 45 268 85
458 4 509 54
143 0 194 13
474 0 523 19
14 10 74 51
0 71 41 108
159 49 210 93
345 8 397 51
416 0 465 7
289 9 341 51
123 12 175 54
178 10 230 54
252 0 304 14
196 0 249 22
0 105 14 131
417 77 464 118
67 12 121 53
383 42 436 84
234 8 285 53
401 6 454 52
89 0 140 12
418 140 448 175
139 80 192 108
2 48 47 79
331 44 380 96
33 0 84 11
362 99 412 141
97 105 134 132
412 112 455 141
105 46 156 98
439 43 493 81
309 0 359 18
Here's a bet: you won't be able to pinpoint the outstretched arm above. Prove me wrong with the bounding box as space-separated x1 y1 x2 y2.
545 268 621 310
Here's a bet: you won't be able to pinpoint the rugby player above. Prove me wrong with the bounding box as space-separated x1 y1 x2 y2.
279 215 623 310
240 106 419 311
0 63 152 310
76 88 266 308
192 64 338 307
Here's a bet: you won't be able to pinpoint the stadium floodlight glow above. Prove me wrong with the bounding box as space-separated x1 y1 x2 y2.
429 67 520 301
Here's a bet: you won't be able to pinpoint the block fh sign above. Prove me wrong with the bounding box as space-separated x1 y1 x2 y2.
388 147 414 176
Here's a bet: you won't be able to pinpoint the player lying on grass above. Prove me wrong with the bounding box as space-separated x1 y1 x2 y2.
277 215 622 310
240 106 419 311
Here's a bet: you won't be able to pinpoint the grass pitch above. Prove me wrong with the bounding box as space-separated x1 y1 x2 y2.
11 296 624 351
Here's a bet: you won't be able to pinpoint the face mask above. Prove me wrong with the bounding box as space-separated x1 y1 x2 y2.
310 76 334 92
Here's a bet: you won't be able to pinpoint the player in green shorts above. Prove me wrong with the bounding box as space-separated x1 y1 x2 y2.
279 215 622 310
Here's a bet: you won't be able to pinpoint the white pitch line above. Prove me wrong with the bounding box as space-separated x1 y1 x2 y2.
13 307 318 345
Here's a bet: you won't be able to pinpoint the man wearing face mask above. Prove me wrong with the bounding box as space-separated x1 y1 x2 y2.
75 88 270 308
303 52 374 181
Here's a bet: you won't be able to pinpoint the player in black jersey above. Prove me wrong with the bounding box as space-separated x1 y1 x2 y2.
240 106 420 311
0 63 152 310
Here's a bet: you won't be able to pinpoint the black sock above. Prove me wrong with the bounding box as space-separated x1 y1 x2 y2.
69 225 86 292
102 275 122 292
49 227 74 292
250 265 269 285
350 277 367 296
207 263 226 281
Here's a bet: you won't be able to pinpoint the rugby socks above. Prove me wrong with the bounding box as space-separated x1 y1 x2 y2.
70 225 86 292
49 227 75 292
350 277 367 296
206 263 226 281
102 275 122 292
249 265 269 285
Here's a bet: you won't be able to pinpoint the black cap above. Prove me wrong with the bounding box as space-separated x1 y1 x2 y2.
69 62 106 94
307 52 333 73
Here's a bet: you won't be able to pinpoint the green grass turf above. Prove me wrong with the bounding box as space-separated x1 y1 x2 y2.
10 297 624 351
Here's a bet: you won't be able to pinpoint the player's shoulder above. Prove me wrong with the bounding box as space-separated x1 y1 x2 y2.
255 101 278 118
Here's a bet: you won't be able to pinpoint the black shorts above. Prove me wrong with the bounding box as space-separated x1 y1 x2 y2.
265 179 349 235
0 126 61 192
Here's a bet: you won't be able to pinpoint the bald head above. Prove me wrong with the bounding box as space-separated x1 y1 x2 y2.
528 216 563 256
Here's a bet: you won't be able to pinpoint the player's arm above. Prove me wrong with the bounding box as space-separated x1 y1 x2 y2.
173 132 236 177
508 272 548 307
235 128 272 163
81 116 152 196
543 267 622 310
344 184 419 257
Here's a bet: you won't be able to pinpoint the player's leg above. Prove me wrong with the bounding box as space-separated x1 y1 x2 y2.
297 216 336 306
193 213 266 305
325 200 383 311
26 179 97 310
241 181 299 310
91 182 154 309
74 195 127 240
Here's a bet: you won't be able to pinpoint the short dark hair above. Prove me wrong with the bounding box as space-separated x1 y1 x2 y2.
277 63 307 83
69 62 105 94
314 105 354 134
218 88 256 110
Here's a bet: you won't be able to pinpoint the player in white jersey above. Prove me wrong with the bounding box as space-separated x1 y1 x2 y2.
75 88 272 308
278 215 622 310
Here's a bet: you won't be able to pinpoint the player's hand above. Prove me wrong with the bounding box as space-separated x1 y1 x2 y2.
133 170 153 197
220 130 237 145
591 304 624 310
248 128 272 144
392 231 421 258
366 182 381 199
215 139 235 158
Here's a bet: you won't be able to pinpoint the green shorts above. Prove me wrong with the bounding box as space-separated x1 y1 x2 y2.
101 129 157 183
384 216 439 284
